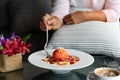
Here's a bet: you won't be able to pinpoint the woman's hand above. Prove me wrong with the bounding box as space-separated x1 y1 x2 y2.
63 11 107 25
40 14 62 31
63 11 87 24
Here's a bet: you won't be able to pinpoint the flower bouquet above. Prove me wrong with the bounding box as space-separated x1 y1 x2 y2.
0 33 31 72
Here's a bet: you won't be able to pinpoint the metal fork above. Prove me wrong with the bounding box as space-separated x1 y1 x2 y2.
44 14 51 57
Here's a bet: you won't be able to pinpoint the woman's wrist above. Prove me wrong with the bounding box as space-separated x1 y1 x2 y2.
83 11 107 22
78 11 90 22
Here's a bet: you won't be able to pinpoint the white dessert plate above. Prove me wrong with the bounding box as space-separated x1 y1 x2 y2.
28 49 94 74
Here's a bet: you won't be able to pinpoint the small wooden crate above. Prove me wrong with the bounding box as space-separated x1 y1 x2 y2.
0 54 23 72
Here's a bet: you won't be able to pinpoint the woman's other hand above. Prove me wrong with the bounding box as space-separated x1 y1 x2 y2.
63 11 87 24
63 11 106 25
40 14 62 31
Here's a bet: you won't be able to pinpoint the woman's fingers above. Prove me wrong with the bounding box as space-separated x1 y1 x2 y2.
65 21 73 24
42 16 48 26
40 16 46 31
64 16 74 24
40 14 62 31
40 22 46 31
47 18 56 26
40 14 52 31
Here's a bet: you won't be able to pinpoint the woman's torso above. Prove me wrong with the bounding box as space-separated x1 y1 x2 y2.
70 0 106 10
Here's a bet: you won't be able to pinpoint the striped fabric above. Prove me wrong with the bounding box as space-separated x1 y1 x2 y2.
48 21 120 57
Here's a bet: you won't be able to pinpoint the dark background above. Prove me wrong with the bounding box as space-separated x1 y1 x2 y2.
0 0 53 60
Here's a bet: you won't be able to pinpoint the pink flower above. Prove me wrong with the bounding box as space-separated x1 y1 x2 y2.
17 41 31 55
0 33 31 56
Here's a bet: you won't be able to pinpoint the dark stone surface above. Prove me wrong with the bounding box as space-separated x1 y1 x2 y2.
0 55 115 80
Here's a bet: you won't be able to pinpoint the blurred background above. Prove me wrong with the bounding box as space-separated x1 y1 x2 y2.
0 0 53 61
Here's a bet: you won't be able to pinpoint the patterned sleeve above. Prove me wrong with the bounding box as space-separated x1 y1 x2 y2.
51 0 70 22
102 0 120 22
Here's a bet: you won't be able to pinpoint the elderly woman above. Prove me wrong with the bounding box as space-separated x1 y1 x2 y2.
40 0 120 56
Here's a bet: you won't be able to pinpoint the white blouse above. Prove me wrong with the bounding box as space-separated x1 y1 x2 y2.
51 0 120 22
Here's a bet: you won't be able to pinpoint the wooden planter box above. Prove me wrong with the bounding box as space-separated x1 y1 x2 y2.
0 54 23 72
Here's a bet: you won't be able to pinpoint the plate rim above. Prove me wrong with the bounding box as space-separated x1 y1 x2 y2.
28 49 94 70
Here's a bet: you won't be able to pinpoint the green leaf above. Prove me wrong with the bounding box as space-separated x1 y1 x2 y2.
22 34 31 43
0 46 4 50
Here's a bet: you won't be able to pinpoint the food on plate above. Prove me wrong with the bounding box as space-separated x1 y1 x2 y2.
42 47 79 65
53 47 69 59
